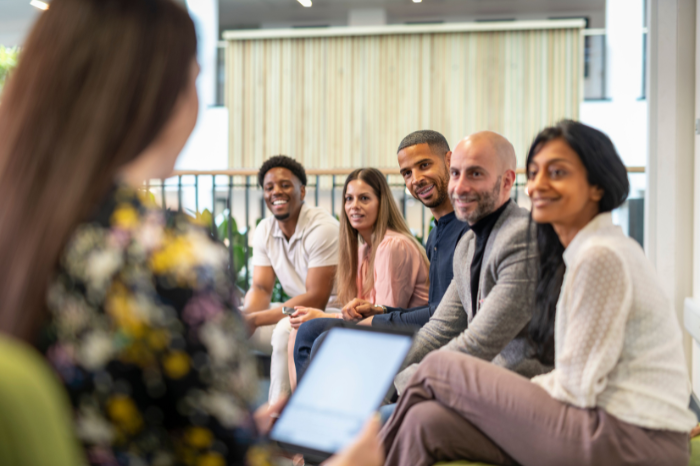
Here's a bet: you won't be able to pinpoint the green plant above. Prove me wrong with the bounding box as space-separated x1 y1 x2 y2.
0 46 19 92
216 214 247 285
186 208 259 292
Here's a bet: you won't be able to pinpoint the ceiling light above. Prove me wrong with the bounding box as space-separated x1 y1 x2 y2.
30 0 49 10
412 0 422 3
297 0 312 6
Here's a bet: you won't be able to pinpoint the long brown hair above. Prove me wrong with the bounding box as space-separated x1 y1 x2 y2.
0 0 197 341
337 168 429 305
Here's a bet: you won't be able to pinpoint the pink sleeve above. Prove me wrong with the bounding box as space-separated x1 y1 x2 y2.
372 235 427 308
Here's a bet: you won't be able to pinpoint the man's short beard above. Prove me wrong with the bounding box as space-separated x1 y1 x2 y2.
453 175 502 224
420 174 449 209
274 212 291 221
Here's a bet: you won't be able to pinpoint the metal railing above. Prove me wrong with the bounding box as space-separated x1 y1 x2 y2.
148 167 646 291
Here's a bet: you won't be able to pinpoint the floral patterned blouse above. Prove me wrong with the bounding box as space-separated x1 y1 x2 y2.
43 185 268 466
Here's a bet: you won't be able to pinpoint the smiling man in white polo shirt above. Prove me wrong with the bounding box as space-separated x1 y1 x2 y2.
244 155 339 401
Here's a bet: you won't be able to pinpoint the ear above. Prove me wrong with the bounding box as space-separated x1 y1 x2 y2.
445 151 452 169
502 169 516 193
300 184 306 201
590 185 604 202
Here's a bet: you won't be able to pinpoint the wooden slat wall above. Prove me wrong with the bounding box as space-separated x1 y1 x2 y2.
226 27 581 169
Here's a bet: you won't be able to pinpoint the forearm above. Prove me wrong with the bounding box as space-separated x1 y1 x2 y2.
405 283 465 361
248 307 285 327
442 283 535 361
247 290 333 327
393 319 452 395
440 309 528 361
283 290 331 311
244 287 272 312
382 305 424 315
372 306 431 327
402 333 440 367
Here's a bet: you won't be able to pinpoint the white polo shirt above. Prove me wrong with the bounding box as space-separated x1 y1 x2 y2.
252 203 339 300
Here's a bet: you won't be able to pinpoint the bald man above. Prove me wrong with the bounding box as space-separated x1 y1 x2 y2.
393 131 550 394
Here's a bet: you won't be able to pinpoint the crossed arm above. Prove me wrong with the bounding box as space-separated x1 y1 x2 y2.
243 264 337 330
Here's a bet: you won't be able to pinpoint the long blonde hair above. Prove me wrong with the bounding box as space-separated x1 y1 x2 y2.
337 168 429 305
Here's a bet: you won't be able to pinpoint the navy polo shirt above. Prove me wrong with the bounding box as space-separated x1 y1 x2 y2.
372 211 470 327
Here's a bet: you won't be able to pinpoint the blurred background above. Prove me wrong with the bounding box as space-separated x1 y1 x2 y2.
2 0 647 264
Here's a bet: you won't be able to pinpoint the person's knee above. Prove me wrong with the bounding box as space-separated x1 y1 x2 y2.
295 319 317 343
309 330 329 359
271 317 291 350
402 401 449 436
421 350 473 372
300 317 335 337
297 318 341 350
424 350 456 365
412 352 451 380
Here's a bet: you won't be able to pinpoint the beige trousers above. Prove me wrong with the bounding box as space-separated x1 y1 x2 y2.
248 315 292 402
380 351 690 466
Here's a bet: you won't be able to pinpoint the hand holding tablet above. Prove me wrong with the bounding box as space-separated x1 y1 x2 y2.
269 326 414 463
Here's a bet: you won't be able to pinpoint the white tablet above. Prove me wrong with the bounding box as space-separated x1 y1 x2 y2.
269 325 414 463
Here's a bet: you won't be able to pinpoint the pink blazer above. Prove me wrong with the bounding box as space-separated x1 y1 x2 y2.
356 229 429 308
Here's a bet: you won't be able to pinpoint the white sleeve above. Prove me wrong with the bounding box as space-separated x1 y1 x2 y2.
251 221 272 267
304 222 340 268
533 244 632 408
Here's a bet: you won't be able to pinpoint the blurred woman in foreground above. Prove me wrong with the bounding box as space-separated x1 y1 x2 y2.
0 0 382 464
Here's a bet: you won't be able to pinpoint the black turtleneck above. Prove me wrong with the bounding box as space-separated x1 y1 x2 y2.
469 200 511 315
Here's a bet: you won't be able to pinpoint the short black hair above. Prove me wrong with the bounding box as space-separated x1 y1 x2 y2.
257 155 307 187
397 130 450 157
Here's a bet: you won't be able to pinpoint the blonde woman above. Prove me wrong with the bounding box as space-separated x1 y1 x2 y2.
338 167 430 309
287 168 430 386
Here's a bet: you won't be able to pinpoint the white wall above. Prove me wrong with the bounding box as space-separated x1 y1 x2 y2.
646 0 696 376
692 0 700 395
580 100 647 196
0 20 29 47
0 14 38 47
580 0 647 200
176 0 229 171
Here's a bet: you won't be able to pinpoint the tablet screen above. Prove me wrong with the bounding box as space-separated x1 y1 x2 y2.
270 327 413 456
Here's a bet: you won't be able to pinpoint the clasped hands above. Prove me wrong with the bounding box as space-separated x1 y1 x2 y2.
289 298 385 329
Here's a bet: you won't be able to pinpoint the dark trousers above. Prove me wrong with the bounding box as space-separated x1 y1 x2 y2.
293 318 344 380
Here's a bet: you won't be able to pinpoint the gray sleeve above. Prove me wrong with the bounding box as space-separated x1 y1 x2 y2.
394 279 468 392
441 228 535 361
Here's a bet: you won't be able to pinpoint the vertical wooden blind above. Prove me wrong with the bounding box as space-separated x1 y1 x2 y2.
225 23 582 169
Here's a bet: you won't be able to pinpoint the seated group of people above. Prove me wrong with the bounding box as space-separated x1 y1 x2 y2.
0 1 696 466
242 134 462 400
243 123 696 466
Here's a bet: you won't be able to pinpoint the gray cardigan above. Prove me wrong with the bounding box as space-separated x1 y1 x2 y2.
395 201 550 393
